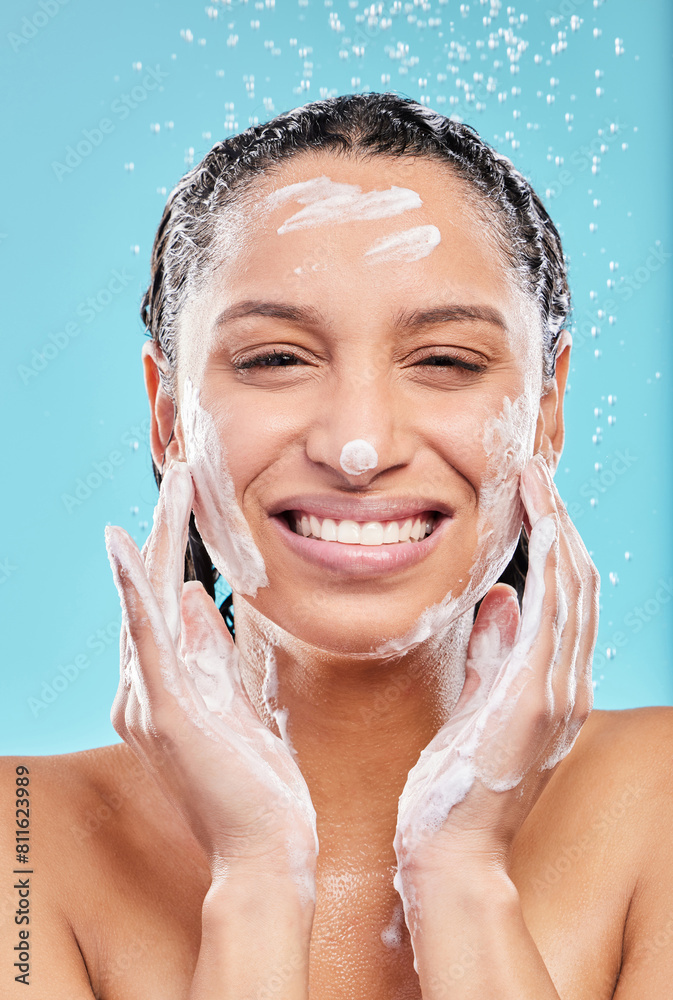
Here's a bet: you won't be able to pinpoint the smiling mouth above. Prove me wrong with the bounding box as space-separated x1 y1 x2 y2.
285 510 440 545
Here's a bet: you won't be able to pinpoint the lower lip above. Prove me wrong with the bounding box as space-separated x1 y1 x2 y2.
270 514 448 577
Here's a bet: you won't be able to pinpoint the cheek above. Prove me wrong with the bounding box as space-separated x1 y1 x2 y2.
209 394 308 514
181 379 268 597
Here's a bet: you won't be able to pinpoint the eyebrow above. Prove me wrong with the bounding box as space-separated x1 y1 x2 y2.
213 300 325 331
392 304 508 332
212 300 507 334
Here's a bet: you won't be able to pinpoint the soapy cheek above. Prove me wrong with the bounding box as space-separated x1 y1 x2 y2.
375 392 537 656
181 377 268 598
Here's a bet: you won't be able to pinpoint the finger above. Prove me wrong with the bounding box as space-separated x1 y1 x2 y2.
456 584 520 716
143 461 194 646
543 470 598 722
180 583 306 797
106 523 184 710
479 512 559 781
516 512 558 659
520 464 590 774
180 581 248 723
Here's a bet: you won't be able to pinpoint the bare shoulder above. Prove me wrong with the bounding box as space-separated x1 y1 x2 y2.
567 705 673 801
0 742 199 877
0 745 206 997
0 748 123 997
540 706 673 838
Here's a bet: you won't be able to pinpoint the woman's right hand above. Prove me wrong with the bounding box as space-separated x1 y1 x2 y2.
105 462 318 888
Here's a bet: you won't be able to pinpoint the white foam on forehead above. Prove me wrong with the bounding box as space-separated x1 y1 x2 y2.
365 224 441 263
264 174 423 234
181 377 268 597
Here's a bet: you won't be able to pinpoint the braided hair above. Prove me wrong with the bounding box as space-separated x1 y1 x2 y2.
141 93 570 634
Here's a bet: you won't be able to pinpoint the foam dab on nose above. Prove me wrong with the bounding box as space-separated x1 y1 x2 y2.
340 439 379 476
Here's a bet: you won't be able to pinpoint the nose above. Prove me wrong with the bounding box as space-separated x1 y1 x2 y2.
304 369 415 486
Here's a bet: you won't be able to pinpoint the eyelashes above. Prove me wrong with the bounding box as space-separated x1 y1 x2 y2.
414 354 486 373
233 349 486 375
233 350 309 371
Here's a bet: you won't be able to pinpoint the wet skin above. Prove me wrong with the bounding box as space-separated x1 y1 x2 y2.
2 153 672 999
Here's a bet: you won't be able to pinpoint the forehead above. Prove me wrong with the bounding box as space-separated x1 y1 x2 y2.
178 151 540 376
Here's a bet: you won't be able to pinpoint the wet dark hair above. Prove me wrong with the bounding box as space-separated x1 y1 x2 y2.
141 93 569 634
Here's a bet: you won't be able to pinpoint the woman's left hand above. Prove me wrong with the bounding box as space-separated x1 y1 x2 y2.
394 453 600 884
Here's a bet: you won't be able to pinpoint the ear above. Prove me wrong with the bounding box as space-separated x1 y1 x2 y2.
534 330 571 475
142 340 185 470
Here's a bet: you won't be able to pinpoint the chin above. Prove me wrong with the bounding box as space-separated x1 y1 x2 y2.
245 587 467 659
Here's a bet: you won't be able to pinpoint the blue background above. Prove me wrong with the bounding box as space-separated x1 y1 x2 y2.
0 0 671 754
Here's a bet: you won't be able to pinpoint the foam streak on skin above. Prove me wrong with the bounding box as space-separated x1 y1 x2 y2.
181 377 268 597
261 645 297 756
266 175 422 233
106 516 318 904
376 393 536 657
392 514 556 936
339 439 378 475
365 225 441 263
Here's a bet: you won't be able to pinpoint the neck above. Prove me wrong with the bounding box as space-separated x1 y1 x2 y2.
232 597 472 864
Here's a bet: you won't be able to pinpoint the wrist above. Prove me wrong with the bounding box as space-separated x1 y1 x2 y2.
396 853 517 921
207 859 316 920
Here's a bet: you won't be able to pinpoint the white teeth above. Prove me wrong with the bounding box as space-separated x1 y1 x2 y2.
383 521 400 544
291 512 437 545
360 521 384 545
337 520 360 544
320 518 338 542
399 518 413 542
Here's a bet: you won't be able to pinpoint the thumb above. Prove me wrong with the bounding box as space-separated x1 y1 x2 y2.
456 585 521 714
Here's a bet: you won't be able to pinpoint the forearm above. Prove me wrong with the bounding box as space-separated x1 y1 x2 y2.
402 865 560 1000
189 869 314 1000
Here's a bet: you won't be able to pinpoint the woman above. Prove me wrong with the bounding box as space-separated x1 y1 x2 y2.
3 94 671 999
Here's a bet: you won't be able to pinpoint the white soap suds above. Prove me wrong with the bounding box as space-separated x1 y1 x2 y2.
393 513 557 933
376 393 536 657
365 225 441 263
266 175 422 234
380 900 405 949
106 509 318 905
261 644 297 756
181 377 268 597
339 439 379 476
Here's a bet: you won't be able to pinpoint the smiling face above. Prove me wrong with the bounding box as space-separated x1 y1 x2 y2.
146 151 566 655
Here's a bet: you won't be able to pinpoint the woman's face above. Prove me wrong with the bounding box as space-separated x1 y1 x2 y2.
167 152 561 654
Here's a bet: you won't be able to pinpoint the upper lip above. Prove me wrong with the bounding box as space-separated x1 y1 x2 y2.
268 494 454 522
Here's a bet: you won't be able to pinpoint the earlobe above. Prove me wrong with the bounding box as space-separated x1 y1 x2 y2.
142 340 184 471
534 331 572 475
